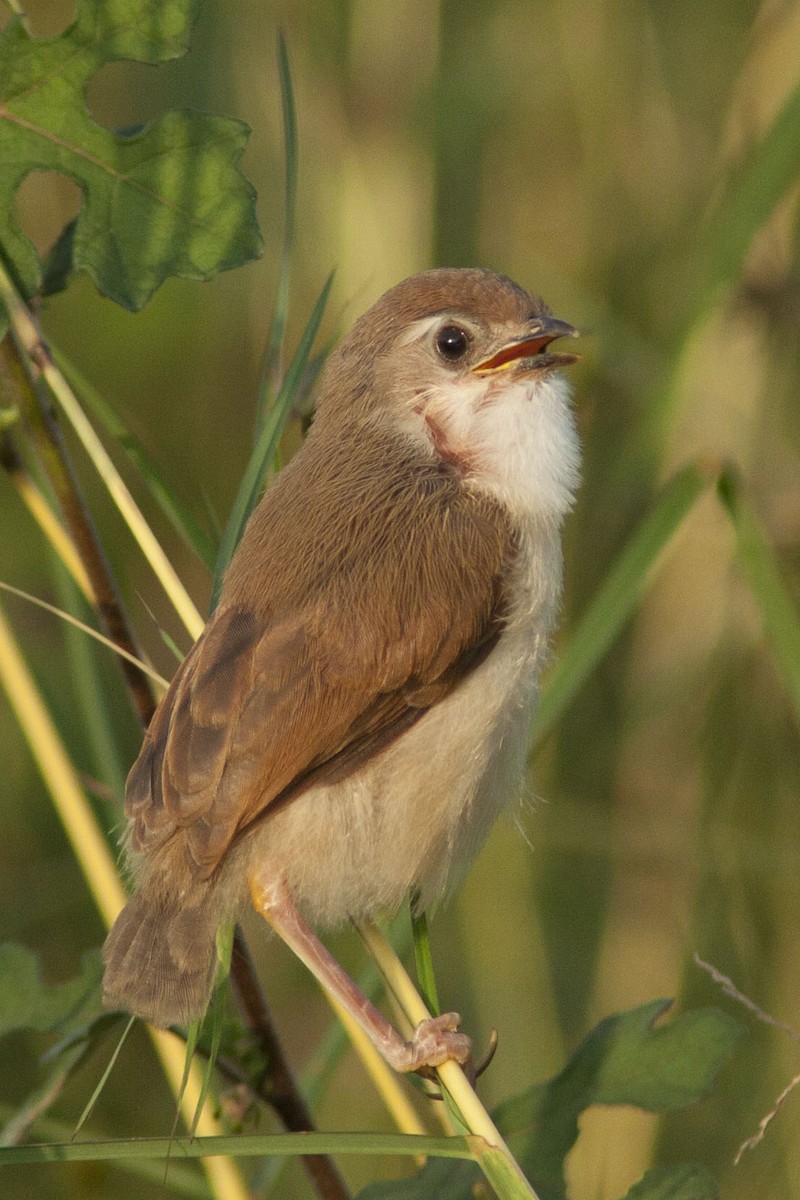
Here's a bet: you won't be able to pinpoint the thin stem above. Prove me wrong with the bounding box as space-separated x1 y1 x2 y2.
230 930 352 1200
0 432 95 599
0 605 249 1200
0 330 157 728
0 263 204 643
0 580 167 688
358 922 543 1200
1 0 29 30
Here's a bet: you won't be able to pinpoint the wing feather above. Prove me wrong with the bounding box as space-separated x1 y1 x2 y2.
125 424 515 878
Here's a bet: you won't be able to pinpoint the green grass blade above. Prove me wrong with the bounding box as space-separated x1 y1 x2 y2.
256 33 299 433
0 1104 209 1197
55 565 128 801
212 272 334 607
718 467 800 724
54 350 217 571
704 80 800 303
0 1131 474 1166
72 1017 135 1138
534 461 716 744
190 925 234 1139
411 908 441 1016
651 82 800 438
172 1019 201 1142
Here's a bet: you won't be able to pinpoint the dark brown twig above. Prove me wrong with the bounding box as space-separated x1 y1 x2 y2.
231 928 352 1200
1 333 156 727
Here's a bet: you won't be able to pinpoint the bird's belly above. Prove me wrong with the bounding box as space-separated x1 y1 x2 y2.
243 624 547 927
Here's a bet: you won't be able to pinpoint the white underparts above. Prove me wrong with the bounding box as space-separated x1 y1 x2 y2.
244 367 580 927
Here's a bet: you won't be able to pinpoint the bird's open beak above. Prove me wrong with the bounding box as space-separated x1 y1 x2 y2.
472 317 580 374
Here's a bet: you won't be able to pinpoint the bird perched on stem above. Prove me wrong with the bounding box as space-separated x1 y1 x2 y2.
103 267 581 1073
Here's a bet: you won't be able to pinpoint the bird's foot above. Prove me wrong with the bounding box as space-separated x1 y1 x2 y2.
390 1012 471 1074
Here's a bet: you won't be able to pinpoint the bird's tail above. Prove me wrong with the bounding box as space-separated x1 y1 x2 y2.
102 880 219 1028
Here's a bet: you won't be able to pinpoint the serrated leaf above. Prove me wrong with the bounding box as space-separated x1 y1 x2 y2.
0 0 263 309
583 1000 745 1111
0 943 105 1037
366 1002 742 1200
621 1163 719 1200
494 1000 743 1200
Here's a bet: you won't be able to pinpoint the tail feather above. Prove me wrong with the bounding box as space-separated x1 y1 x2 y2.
103 884 219 1028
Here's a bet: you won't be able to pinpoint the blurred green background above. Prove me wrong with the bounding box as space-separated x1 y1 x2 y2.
2 0 799 1197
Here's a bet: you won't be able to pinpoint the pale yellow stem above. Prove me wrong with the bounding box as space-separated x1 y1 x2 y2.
0 607 248 1200
0 267 204 642
0 580 168 690
358 921 542 1199
325 994 428 1138
11 471 95 602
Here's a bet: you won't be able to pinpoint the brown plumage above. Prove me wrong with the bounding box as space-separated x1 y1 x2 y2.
103 268 580 1037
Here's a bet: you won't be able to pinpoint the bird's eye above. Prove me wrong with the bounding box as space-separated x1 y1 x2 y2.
435 324 471 362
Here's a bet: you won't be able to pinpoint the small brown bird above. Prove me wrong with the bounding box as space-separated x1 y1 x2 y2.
103 268 580 1072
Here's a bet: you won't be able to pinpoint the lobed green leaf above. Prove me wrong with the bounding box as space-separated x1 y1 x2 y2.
494 1000 742 1200
0 0 262 310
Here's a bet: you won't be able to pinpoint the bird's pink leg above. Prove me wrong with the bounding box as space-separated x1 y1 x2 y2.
249 874 470 1074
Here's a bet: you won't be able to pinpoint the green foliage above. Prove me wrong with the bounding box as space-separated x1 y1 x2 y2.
0 0 262 310
621 1165 719 1200
211 270 334 605
347 1004 740 1200
702 80 800 305
534 464 715 744
0 944 113 1149
0 967 742 1200
717 467 800 724
56 351 219 568
1 1 798 1198
356 1001 741 1200
0 943 104 1038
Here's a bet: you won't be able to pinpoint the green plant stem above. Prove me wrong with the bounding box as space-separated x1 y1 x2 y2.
54 348 217 571
257 32 299 431
212 271 334 603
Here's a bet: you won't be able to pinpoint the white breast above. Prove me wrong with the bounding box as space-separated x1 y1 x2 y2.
418 370 580 522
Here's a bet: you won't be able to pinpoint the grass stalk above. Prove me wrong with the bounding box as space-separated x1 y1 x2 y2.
358 922 543 1200
0 605 250 1200
0 262 204 642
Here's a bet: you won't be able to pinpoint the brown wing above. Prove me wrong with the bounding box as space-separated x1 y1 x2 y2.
126 424 515 880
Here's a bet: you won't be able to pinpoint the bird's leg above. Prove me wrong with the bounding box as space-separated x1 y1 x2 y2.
248 874 471 1074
